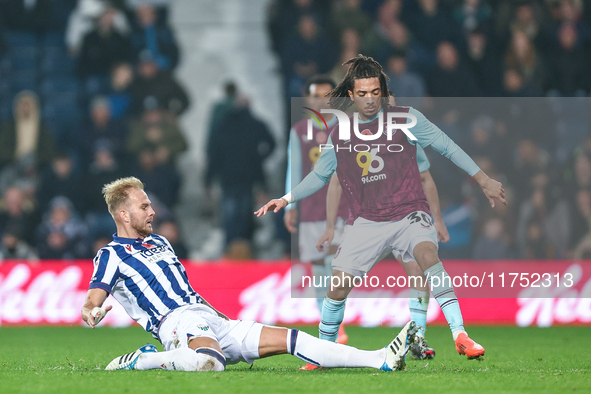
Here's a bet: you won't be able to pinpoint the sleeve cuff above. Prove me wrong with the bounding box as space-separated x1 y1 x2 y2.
89 282 112 294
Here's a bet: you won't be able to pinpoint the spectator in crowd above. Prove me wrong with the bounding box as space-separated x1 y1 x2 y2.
66 0 130 56
504 29 545 93
35 196 89 259
131 147 181 209
131 3 179 70
0 91 56 194
385 49 425 108
0 224 38 261
500 67 541 97
512 140 554 204
77 6 133 84
127 106 188 165
472 216 515 260
360 0 404 58
329 0 372 40
83 96 130 168
155 219 188 259
465 28 502 96
329 28 361 83
516 172 570 258
83 143 122 238
129 51 190 116
404 0 464 53
571 189 591 257
545 22 591 96
280 14 336 100
0 186 38 246
452 0 493 36
205 98 275 256
36 153 85 214
426 41 480 97
207 81 238 139
507 1 544 44
268 0 330 54
106 63 135 120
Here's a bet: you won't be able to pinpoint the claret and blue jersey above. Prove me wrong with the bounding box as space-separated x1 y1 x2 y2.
89 233 202 336
289 106 481 222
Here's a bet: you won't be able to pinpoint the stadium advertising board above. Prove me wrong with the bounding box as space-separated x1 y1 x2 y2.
0 261 590 328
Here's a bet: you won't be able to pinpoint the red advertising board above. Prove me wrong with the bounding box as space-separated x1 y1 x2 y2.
0 260 590 328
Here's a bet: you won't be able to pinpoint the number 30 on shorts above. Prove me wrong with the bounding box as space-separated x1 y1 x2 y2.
407 211 433 227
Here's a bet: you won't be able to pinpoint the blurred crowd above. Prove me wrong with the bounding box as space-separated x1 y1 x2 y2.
1 0 591 262
269 0 591 260
0 0 191 260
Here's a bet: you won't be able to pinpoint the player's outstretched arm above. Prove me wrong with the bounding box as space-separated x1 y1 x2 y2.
473 170 507 208
81 288 111 329
420 170 450 243
255 197 289 217
317 174 341 251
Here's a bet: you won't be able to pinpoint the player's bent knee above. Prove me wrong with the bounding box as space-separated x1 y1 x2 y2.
193 347 226 372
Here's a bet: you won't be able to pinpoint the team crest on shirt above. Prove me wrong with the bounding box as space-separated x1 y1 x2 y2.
315 131 327 144
197 324 209 331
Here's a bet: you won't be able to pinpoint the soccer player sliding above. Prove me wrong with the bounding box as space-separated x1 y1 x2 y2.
256 54 507 360
81 177 418 372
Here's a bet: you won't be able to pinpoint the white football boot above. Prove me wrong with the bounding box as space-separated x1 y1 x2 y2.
105 344 158 371
380 321 418 371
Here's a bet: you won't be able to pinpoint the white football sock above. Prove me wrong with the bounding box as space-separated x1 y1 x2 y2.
135 347 225 371
288 329 385 369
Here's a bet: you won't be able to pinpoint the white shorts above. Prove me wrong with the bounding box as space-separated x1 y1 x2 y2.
332 211 438 277
299 217 346 263
158 304 264 365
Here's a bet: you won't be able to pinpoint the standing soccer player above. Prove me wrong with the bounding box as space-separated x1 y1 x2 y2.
256 55 506 359
317 155 449 361
82 177 418 372
285 75 350 350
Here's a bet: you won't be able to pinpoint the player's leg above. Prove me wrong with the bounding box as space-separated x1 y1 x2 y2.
397 253 435 360
106 337 226 372
326 218 349 345
319 269 355 342
413 241 484 359
257 323 418 370
320 218 391 343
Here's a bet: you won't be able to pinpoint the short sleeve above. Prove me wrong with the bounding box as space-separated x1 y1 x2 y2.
89 248 120 294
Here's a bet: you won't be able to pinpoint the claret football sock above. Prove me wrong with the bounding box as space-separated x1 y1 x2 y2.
312 264 328 313
408 289 429 336
319 297 346 342
288 329 385 369
424 262 465 335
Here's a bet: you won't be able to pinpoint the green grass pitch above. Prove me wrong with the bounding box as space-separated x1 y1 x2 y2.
0 325 589 393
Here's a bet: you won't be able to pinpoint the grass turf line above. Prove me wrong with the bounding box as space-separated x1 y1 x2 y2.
0 325 589 393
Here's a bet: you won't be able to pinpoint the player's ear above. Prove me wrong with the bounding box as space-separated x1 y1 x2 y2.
348 90 353 100
119 209 129 223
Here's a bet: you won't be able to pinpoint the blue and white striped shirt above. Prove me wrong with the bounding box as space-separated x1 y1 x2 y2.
89 233 202 336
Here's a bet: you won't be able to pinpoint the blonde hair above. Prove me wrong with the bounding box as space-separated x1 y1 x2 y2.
102 177 145 217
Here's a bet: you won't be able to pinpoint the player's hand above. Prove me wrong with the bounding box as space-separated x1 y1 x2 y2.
284 209 298 233
481 177 507 208
434 218 450 243
87 305 112 329
254 198 288 217
316 227 335 252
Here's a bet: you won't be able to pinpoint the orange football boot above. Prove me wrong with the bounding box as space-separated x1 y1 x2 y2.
299 363 327 370
455 333 485 359
337 325 349 345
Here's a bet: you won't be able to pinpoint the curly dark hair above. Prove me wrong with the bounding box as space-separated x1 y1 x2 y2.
327 54 389 111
